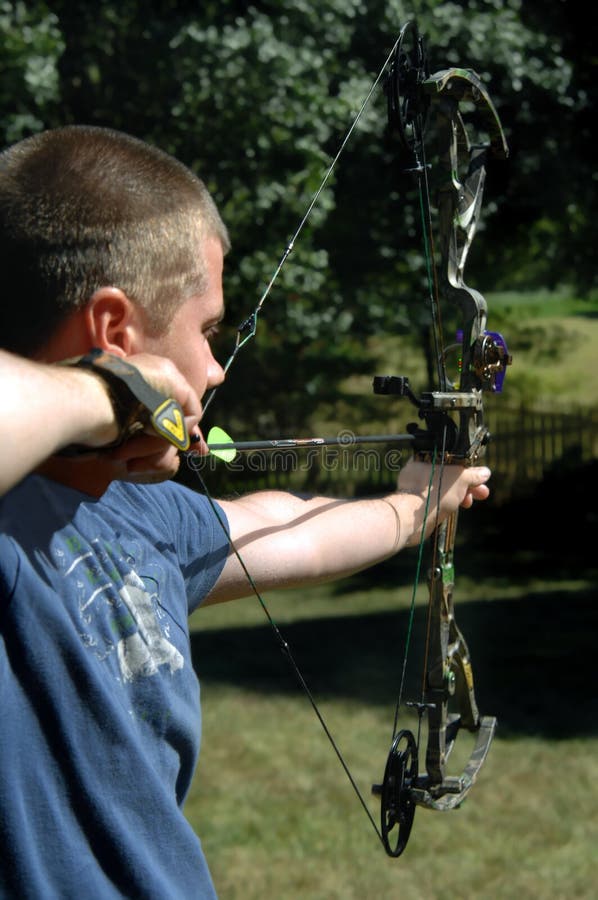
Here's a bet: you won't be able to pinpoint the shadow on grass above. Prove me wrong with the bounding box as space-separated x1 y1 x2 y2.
191 459 598 740
191 581 597 740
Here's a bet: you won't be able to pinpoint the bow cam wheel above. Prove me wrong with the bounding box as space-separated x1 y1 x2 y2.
379 729 418 857
386 21 429 158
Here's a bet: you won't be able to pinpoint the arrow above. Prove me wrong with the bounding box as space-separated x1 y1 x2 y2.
206 426 416 461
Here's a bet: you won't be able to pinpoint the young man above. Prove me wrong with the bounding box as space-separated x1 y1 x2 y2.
0 126 490 898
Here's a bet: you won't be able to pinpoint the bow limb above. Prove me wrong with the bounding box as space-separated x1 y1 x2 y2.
431 67 510 401
413 509 497 811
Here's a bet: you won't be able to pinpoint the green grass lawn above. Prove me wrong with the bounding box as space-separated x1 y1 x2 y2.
184 289 598 898
187 572 597 898
488 288 598 410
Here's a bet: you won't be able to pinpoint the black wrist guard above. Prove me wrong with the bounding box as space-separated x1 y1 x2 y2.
65 348 190 452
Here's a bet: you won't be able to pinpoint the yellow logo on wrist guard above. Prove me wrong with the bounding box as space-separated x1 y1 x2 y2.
151 399 190 451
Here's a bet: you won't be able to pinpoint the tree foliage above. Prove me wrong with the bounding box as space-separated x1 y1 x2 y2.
0 0 63 141
0 0 594 437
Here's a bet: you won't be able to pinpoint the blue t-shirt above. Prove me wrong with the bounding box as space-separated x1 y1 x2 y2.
0 475 230 898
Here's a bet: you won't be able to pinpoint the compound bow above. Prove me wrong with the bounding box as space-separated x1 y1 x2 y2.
192 20 511 859
369 20 511 856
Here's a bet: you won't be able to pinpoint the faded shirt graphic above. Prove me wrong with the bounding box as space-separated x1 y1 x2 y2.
53 530 185 684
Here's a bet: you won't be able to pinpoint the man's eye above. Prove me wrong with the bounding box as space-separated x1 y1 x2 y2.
204 324 220 341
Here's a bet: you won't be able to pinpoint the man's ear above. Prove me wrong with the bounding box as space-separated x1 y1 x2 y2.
84 287 144 356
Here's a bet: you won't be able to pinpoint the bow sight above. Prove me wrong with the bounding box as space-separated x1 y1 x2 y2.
373 320 512 464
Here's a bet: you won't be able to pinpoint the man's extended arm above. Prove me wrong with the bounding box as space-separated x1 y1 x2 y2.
208 461 491 602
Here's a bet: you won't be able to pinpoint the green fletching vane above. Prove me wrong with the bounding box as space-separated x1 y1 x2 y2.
207 426 237 462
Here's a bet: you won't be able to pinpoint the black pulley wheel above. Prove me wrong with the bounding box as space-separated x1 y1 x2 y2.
379 729 418 857
386 20 429 158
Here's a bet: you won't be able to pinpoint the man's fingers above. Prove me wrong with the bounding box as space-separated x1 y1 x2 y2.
469 465 491 484
460 469 491 508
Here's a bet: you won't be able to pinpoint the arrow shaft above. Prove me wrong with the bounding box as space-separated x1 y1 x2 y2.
207 433 416 452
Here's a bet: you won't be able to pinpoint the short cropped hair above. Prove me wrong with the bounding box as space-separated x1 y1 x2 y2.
0 125 230 355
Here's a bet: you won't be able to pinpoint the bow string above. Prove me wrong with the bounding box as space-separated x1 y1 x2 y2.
190 20 511 858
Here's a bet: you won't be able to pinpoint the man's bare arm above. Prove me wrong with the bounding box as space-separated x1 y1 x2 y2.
207 460 491 603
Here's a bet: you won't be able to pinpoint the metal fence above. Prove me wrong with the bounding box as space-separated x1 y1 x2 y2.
484 404 598 499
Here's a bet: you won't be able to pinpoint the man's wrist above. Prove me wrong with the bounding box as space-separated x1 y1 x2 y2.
48 364 119 450
58 349 190 453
